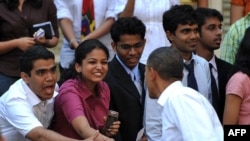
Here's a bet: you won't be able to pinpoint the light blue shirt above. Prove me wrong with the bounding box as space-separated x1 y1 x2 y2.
116 55 141 82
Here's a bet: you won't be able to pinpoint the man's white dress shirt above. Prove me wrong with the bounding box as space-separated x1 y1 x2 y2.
158 81 223 141
0 79 58 141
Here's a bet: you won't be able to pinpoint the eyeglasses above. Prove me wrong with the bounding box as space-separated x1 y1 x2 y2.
117 41 145 51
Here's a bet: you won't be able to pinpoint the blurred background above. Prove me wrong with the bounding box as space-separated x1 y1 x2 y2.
48 0 229 65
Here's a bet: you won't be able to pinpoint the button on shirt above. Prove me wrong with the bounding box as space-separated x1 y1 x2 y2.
0 79 57 141
158 81 223 141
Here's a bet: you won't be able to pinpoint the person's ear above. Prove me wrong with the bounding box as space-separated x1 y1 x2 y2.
21 72 29 84
166 30 174 42
75 63 81 73
111 42 117 52
150 68 157 81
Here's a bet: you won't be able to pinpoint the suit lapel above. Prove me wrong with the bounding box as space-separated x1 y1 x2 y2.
110 58 142 102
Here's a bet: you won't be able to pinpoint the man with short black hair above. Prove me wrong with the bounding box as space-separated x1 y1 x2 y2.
195 7 233 122
145 47 223 141
0 46 98 141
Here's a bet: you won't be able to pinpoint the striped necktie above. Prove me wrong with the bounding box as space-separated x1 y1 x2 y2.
81 0 95 38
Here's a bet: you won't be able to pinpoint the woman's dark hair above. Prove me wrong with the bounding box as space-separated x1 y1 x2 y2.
58 39 109 86
228 26 250 78
3 0 42 10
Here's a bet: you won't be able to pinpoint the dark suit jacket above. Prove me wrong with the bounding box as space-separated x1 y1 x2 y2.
104 57 145 141
215 56 232 122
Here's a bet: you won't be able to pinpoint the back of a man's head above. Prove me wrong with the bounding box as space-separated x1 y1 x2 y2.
163 5 197 34
147 47 183 80
110 16 146 43
19 46 55 76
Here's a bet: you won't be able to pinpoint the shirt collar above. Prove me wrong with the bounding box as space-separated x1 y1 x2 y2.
21 79 58 106
157 81 183 106
75 78 106 100
115 55 140 79
209 55 217 71
183 53 195 65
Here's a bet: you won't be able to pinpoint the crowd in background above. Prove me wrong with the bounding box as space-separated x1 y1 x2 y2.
0 0 250 141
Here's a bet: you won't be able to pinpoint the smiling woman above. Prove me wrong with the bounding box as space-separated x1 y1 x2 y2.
50 39 120 140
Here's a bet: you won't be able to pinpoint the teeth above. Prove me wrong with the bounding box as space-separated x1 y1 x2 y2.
94 73 102 76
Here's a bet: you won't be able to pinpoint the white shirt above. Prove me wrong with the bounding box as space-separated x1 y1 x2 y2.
55 0 118 68
144 54 212 141
0 79 58 141
183 54 211 100
158 81 223 141
115 0 180 64
209 56 219 88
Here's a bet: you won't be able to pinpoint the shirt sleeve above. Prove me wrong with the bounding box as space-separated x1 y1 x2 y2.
58 83 86 123
226 72 248 98
164 92 222 141
54 0 74 21
113 0 127 18
105 0 117 19
4 98 42 136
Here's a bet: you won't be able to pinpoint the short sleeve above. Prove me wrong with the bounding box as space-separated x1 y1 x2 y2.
226 72 249 99
4 98 42 136
54 0 74 21
58 85 86 123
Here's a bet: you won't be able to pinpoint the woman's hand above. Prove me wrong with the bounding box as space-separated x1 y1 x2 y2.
17 37 36 51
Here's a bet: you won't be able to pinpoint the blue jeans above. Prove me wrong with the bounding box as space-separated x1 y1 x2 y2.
0 72 19 96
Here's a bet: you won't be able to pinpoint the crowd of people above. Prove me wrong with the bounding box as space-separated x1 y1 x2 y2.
0 0 250 141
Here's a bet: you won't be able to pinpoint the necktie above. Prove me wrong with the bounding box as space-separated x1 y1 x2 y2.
81 0 95 38
209 63 219 112
184 61 198 91
130 72 142 96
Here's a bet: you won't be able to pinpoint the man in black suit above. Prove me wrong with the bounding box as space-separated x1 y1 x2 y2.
195 8 232 122
104 17 146 141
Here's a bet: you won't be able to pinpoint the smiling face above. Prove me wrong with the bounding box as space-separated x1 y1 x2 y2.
75 48 108 85
167 24 199 60
22 59 57 101
199 17 222 51
112 34 145 69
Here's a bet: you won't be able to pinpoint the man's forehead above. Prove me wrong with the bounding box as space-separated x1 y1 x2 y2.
204 17 222 24
32 59 55 69
177 24 198 29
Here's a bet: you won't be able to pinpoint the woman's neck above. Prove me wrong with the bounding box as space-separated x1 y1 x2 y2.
85 81 98 96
